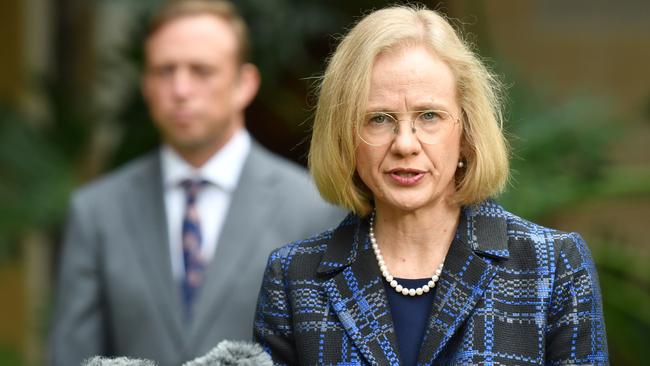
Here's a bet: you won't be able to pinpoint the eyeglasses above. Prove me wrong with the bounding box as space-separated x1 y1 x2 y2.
357 109 459 146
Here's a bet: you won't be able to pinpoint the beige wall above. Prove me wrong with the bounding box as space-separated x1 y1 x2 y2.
449 1 650 115
479 0 650 116
0 263 26 360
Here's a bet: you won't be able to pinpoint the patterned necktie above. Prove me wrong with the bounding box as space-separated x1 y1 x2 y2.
180 179 207 318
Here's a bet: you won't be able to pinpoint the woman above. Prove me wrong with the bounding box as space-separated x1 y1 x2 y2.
254 6 608 365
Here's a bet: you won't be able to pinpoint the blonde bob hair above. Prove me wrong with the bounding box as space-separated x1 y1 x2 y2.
309 5 509 216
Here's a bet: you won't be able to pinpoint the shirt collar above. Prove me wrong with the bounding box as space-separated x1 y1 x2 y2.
161 129 251 192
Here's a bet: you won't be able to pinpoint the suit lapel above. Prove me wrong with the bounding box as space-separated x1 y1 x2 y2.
124 152 185 348
189 143 276 341
417 202 507 364
319 216 401 365
319 202 508 365
415 236 497 364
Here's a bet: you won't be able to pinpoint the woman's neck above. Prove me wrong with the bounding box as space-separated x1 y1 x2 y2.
372 201 460 278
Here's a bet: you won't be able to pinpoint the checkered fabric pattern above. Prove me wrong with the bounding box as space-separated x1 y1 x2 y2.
253 201 608 365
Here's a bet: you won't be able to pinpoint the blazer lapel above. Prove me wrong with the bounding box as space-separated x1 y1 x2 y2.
319 216 401 365
417 202 507 364
189 143 276 341
124 152 185 348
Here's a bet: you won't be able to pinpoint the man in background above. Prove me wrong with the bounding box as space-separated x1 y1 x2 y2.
48 1 342 365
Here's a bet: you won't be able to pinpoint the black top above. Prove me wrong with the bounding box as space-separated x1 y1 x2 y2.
384 278 437 366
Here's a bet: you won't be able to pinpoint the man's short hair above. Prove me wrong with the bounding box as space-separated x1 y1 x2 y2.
146 0 251 64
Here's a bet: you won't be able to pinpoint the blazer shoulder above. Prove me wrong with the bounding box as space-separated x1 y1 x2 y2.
492 204 595 272
247 142 346 225
265 218 347 279
501 207 583 250
72 151 158 204
248 142 311 184
269 227 335 264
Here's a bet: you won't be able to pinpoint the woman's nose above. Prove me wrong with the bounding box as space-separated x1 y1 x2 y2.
391 121 421 156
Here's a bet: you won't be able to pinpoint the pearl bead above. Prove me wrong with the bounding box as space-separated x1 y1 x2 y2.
408 288 416 296
369 210 444 297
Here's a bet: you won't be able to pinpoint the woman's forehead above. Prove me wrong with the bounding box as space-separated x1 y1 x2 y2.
366 45 457 111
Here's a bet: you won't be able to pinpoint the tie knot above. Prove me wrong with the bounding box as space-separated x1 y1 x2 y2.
181 179 207 200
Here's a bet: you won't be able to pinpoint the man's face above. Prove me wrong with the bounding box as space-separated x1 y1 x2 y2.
142 14 258 164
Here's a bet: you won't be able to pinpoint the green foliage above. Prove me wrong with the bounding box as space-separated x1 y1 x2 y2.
498 88 615 220
0 108 71 259
0 79 91 259
592 240 650 366
0 344 24 366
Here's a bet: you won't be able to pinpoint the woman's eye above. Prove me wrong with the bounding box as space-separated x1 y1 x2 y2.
420 111 438 121
369 114 389 124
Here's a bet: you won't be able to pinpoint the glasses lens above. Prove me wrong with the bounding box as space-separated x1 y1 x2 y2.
414 110 452 144
359 112 396 146
358 110 456 146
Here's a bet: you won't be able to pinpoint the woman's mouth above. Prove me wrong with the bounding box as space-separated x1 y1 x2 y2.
388 169 426 185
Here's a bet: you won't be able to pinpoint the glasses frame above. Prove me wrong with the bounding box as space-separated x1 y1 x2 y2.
357 109 460 146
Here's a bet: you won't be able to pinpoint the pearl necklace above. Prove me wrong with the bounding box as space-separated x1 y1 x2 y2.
369 212 444 297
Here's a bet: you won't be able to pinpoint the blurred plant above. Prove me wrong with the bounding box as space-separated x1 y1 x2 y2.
0 80 92 262
498 88 615 220
591 238 650 366
0 344 24 366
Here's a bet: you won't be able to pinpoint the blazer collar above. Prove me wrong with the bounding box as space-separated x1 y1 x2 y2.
316 214 367 274
318 201 509 364
318 200 510 275
454 200 510 259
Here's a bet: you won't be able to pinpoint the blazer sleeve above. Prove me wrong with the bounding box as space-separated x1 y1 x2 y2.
545 232 609 365
253 248 298 365
48 193 107 366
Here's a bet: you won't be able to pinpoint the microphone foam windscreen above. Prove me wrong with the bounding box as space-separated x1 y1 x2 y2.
82 356 157 366
183 340 272 366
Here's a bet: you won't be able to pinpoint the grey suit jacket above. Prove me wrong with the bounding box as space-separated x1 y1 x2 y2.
48 142 344 366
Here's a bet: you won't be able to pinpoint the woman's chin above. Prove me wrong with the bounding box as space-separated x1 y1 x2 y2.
374 190 457 214
376 197 436 213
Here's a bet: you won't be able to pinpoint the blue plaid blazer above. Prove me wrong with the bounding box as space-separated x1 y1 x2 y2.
254 201 608 365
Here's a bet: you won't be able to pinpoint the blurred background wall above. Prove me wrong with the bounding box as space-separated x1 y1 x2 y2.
0 0 648 365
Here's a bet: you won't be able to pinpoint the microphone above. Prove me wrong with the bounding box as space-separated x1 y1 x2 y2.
182 340 272 366
80 340 271 366
82 356 157 366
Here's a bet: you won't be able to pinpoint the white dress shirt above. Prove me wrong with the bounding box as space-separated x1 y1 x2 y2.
160 129 251 281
